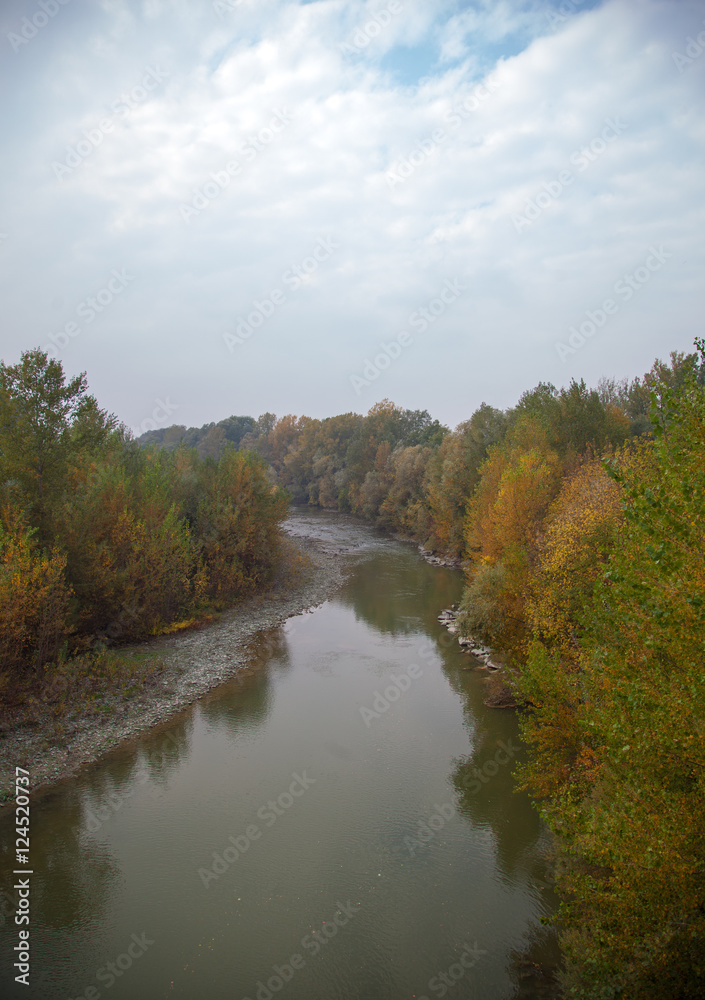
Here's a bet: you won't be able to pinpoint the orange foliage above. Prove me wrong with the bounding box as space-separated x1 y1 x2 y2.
527 458 623 657
0 505 73 673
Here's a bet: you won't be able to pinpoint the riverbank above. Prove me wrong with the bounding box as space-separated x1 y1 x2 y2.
437 605 518 708
0 527 349 802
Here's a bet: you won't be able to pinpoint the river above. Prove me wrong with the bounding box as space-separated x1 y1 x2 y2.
0 508 559 999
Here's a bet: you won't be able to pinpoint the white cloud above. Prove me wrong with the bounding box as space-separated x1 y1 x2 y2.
0 0 703 428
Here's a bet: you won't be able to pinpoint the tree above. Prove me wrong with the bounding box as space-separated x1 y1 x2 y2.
527 458 623 658
0 349 108 535
424 403 507 556
0 505 72 674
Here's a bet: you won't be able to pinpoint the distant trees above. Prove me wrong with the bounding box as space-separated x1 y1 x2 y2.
137 413 256 454
253 399 449 523
424 403 507 557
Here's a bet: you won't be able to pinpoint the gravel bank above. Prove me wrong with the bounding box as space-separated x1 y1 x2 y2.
0 531 348 801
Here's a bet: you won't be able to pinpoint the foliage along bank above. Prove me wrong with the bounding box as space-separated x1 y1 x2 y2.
0 350 289 691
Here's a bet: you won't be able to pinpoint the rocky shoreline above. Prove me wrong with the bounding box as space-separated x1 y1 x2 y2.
437 605 518 708
0 531 348 803
417 544 464 570
437 605 502 670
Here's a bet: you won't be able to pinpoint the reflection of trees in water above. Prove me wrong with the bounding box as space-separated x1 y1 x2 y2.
450 716 559 892
504 922 563 999
197 625 290 736
339 552 463 638
137 719 189 785
74 719 191 812
0 787 120 939
239 625 289 671
444 660 561 991
451 735 542 873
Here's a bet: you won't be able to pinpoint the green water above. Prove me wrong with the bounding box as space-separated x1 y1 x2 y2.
0 509 558 999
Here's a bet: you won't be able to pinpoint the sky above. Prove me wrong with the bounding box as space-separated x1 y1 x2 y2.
1 0 704 437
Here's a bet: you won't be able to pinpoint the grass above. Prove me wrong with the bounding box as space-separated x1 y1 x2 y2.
0 647 168 739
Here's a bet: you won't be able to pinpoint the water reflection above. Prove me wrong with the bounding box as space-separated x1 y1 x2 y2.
338 550 461 639
0 509 559 999
505 922 563 999
198 626 291 735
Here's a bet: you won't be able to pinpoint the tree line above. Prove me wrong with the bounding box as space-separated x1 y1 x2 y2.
143 345 702 998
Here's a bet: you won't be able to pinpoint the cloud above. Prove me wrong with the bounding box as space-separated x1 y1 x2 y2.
0 0 703 428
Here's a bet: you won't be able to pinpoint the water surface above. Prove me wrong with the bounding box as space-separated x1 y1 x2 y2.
0 509 557 999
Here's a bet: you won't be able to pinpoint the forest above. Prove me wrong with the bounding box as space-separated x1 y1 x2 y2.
3 343 704 996
0 349 289 681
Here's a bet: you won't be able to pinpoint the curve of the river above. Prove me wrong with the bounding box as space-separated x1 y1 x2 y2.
0 508 559 1000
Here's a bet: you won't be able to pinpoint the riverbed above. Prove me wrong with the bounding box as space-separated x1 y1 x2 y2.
0 508 559 999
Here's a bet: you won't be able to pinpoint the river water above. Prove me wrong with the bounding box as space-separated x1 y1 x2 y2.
0 509 558 999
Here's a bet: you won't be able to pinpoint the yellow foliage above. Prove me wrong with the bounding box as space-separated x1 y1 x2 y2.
465 418 561 567
527 459 623 657
0 505 72 672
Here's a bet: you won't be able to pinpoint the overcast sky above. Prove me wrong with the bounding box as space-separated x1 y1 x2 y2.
1 0 703 436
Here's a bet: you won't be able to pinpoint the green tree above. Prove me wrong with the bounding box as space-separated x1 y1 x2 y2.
0 350 112 534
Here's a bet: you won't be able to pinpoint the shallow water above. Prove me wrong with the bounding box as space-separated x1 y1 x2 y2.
0 508 558 999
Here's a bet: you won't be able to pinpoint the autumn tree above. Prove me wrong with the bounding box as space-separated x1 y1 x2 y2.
526 458 623 659
424 403 506 556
